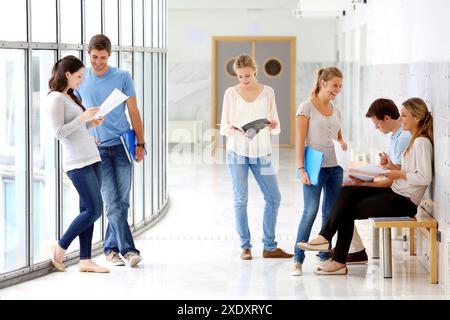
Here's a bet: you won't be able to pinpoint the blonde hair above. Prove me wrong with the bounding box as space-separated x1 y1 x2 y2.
233 54 257 73
402 97 433 154
311 67 343 97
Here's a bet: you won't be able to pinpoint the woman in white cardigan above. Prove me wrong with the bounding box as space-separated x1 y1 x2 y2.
220 54 293 261
299 97 433 275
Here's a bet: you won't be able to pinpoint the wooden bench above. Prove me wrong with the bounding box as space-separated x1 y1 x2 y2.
369 209 438 284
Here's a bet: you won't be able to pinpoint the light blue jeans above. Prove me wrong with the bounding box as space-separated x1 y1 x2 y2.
98 144 140 256
294 166 343 263
226 151 281 251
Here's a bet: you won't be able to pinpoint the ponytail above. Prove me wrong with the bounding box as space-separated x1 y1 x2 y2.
402 97 433 154
311 67 343 97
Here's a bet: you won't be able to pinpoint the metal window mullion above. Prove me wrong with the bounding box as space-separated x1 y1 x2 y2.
55 0 64 242
131 0 138 227
101 0 105 34
131 0 135 47
81 0 86 45
25 0 33 270
118 0 122 68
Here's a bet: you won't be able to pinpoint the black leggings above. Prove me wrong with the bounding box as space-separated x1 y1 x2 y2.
319 186 417 264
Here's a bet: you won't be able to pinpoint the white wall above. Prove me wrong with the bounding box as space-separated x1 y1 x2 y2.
168 9 337 63
337 0 450 64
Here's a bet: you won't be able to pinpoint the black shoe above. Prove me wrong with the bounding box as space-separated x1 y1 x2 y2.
346 249 368 265
328 247 368 264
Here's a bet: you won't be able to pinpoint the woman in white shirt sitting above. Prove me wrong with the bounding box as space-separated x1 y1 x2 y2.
298 97 433 275
220 54 293 260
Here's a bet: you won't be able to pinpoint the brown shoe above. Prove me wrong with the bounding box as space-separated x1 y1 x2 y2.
346 249 368 265
263 248 294 258
240 248 252 260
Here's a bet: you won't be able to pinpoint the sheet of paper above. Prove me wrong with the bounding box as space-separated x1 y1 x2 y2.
353 164 389 175
332 139 348 171
96 88 128 118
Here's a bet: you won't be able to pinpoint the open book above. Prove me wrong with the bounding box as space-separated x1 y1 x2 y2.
232 118 270 140
332 139 389 182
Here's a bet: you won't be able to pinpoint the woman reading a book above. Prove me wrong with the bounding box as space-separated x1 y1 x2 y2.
291 67 347 276
47 55 109 273
298 97 433 275
220 54 293 260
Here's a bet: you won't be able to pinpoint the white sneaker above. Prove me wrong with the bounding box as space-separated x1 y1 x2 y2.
105 251 125 266
123 251 143 267
289 263 303 276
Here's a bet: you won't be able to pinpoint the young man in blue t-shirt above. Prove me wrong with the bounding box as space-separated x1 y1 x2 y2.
76 34 145 267
327 98 410 265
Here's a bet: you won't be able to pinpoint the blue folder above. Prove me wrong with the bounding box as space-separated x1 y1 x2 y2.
119 129 147 163
297 146 324 185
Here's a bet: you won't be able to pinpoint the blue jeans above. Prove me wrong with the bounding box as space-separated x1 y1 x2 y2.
60 162 103 260
294 166 343 263
226 151 281 251
98 144 139 256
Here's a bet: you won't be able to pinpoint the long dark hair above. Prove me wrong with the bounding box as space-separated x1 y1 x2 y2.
48 55 85 110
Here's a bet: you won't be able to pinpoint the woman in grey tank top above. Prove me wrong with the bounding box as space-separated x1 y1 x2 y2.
290 67 347 276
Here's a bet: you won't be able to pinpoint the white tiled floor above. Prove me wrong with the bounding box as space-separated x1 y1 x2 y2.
0 148 447 299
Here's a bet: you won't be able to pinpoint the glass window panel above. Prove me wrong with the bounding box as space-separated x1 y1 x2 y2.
110 52 118 68
120 51 133 225
158 54 163 207
0 0 26 41
144 52 152 217
144 0 152 47
120 52 133 74
84 0 101 43
0 49 27 273
159 0 163 48
121 0 132 46
31 50 57 263
61 51 81 59
153 54 159 211
133 52 144 224
31 0 56 42
162 0 167 48
62 181 80 252
60 0 81 44
104 0 118 45
159 54 164 207
163 54 167 202
92 217 102 245
134 0 143 46
152 0 159 48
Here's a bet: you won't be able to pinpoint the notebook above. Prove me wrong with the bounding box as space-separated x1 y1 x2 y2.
297 146 324 185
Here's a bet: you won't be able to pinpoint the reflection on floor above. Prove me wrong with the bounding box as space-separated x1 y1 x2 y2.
0 148 447 299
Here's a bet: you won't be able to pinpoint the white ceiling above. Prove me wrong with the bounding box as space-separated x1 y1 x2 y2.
169 0 367 18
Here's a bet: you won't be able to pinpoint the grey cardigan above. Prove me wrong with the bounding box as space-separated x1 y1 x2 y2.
47 91 101 171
